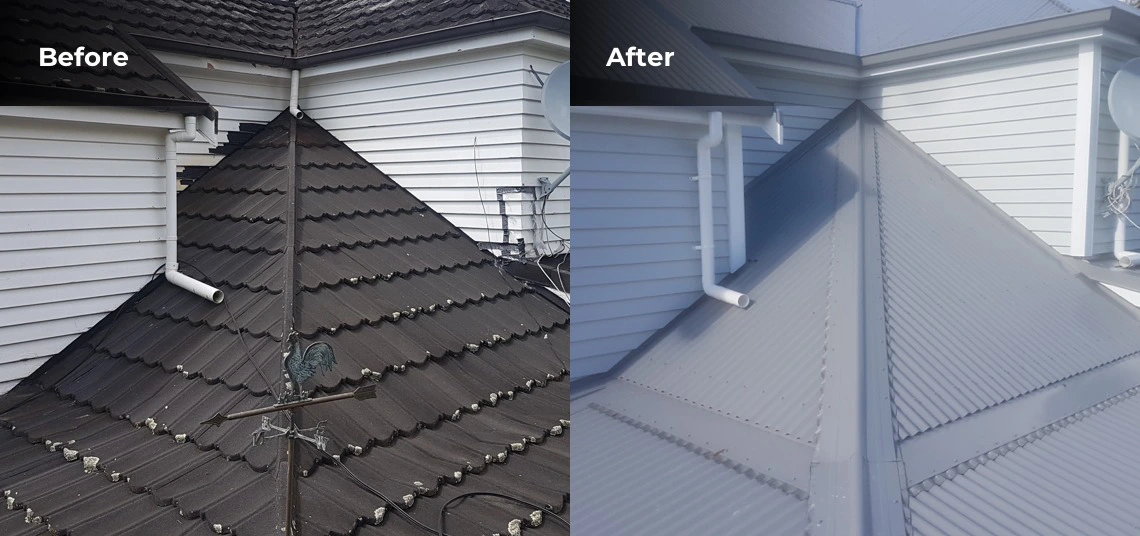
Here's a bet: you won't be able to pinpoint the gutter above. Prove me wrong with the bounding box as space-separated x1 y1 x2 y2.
165 115 224 303
694 111 751 308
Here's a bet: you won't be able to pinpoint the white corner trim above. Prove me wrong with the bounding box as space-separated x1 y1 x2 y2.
1071 40 1102 258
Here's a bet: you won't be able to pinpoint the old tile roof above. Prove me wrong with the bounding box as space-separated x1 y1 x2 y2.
573 102 1140 534
0 1 215 116
12 0 568 64
0 110 569 535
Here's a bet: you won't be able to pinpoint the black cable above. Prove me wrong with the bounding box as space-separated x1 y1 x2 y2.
178 260 279 400
90 263 165 352
437 491 568 536
305 441 565 536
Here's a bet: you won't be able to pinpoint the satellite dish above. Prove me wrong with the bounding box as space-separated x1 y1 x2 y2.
542 61 570 140
1109 57 1140 140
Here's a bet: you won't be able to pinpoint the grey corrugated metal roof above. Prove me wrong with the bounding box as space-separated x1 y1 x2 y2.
571 403 809 536
574 102 1140 534
655 0 1136 56
910 386 1140 535
572 0 772 105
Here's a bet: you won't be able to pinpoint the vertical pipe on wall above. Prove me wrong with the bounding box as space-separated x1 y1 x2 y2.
696 112 750 308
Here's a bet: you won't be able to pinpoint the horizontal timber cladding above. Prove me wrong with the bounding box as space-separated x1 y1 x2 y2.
300 42 569 258
0 115 168 394
570 113 732 379
862 45 1081 253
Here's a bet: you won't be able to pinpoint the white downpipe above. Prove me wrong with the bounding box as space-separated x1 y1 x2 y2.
165 115 224 303
289 70 303 118
695 112 751 308
1115 130 1140 268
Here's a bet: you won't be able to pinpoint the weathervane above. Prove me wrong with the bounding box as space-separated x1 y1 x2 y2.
199 334 376 451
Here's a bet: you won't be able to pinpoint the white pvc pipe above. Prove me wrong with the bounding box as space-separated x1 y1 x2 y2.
165 115 224 303
1115 130 1140 268
289 70 303 119
696 112 751 308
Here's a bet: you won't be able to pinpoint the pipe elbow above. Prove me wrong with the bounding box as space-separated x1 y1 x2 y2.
702 280 751 308
166 270 224 304
697 111 723 151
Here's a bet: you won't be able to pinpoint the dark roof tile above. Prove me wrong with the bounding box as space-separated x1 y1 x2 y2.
0 109 568 534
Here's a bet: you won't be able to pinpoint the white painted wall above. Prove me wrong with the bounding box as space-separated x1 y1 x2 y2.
736 67 858 182
862 45 1081 253
0 113 169 394
571 113 731 379
299 31 570 258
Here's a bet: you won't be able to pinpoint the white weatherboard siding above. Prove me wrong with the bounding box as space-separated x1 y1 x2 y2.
1094 46 1140 255
863 45 1081 253
571 114 731 379
156 52 292 167
0 115 168 394
737 68 858 181
300 40 570 257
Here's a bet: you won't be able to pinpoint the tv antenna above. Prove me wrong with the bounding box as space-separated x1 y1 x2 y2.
537 61 570 202
1105 57 1140 267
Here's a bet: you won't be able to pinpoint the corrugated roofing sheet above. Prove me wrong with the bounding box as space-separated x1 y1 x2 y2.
576 101 1140 533
910 387 1140 535
611 128 839 443
571 404 809 536
874 108 1140 440
0 110 569 535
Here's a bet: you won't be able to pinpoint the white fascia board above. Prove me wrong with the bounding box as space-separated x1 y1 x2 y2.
716 45 862 81
151 51 293 79
302 28 568 78
572 106 783 143
1071 41 1102 258
862 28 1103 78
1099 29 1140 56
0 106 185 130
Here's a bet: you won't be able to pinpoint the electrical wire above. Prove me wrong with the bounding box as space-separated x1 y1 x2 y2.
1104 142 1140 225
437 491 568 536
472 137 496 252
304 441 563 536
177 260 279 400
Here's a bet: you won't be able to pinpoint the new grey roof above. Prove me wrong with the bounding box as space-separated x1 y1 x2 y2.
573 102 1140 534
656 0 1136 56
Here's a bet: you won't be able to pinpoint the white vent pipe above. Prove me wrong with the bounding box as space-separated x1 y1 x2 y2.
1115 130 1140 267
165 115 224 303
695 111 750 308
289 70 303 119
